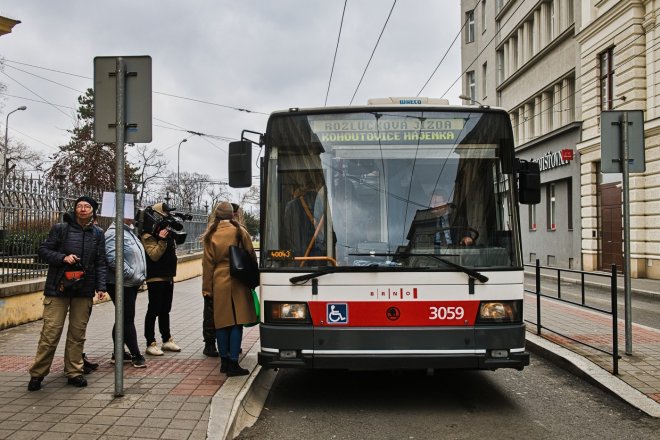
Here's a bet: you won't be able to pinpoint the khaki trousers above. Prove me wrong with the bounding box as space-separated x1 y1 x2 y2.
29 296 93 378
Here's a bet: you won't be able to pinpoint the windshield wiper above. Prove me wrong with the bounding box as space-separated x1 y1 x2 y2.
289 267 342 284
354 252 489 283
289 264 387 284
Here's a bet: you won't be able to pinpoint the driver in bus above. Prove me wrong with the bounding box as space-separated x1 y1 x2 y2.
429 193 474 246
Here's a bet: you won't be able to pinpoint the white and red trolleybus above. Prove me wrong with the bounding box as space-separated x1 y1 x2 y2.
229 97 540 371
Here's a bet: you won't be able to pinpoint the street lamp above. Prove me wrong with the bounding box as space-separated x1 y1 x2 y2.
177 138 188 203
4 106 27 176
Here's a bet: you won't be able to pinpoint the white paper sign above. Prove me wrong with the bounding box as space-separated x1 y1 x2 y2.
100 192 135 220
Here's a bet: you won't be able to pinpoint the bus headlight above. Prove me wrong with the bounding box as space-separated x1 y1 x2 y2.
476 300 522 323
266 301 311 324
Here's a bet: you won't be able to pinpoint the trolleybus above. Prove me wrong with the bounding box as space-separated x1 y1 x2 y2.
229 97 540 371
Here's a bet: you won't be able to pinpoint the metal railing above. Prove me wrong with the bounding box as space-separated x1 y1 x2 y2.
0 175 209 284
524 259 620 375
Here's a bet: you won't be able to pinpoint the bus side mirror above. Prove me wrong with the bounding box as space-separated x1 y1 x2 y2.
228 140 252 188
517 160 540 205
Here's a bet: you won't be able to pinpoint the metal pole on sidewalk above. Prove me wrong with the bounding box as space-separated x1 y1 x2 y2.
621 111 633 355
611 264 619 375
114 57 126 397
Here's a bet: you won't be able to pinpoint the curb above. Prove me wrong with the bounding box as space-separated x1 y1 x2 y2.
525 332 660 418
207 342 278 440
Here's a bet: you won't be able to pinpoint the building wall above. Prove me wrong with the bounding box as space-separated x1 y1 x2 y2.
461 0 584 269
576 0 660 278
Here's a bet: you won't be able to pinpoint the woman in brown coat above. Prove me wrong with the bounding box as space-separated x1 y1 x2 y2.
202 201 256 376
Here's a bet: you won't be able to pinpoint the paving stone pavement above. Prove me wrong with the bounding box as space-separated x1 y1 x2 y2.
0 277 259 440
523 278 660 416
2 273 658 439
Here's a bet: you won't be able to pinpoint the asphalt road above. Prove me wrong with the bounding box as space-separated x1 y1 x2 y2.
235 356 659 440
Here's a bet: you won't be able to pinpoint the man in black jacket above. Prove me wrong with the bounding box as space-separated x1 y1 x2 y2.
142 203 181 356
28 196 107 391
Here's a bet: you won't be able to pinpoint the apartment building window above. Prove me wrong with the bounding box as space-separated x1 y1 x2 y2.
466 10 475 43
511 35 518 70
496 50 504 84
529 204 537 230
550 0 556 40
481 0 487 32
600 48 615 110
547 183 556 230
546 88 554 132
482 63 487 99
466 71 476 102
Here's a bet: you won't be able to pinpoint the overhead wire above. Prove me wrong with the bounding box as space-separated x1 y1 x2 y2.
324 0 348 106
348 0 397 105
417 0 481 97
440 0 526 99
0 70 74 121
509 20 658 145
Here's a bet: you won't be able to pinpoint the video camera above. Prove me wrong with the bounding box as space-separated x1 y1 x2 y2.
137 203 193 245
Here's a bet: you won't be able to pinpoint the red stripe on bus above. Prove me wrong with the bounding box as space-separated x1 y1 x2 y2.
309 301 479 327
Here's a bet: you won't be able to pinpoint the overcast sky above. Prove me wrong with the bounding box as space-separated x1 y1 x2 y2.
0 0 462 184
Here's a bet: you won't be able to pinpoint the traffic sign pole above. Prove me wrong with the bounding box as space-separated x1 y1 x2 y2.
114 57 126 397
621 112 632 355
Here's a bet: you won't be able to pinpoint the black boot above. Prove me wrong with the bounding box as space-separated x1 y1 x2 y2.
220 357 229 374
203 341 219 357
83 353 98 374
226 359 249 377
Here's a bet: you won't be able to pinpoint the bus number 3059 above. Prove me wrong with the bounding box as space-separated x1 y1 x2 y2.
429 306 465 320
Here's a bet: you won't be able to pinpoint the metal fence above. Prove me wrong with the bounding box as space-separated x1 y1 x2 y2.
0 175 209 284
524 260 620 374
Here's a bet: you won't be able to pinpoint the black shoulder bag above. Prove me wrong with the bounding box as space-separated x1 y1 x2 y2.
229 226 260 289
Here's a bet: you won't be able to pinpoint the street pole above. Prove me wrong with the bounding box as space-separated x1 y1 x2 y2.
177 138 187 205
621 111 633 355
114 58 126 397
3 106 27 176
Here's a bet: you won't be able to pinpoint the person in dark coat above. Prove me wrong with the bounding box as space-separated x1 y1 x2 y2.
28 196 108 391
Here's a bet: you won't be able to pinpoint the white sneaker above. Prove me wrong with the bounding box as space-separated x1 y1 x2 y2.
161 338 181 352
146 342 164 356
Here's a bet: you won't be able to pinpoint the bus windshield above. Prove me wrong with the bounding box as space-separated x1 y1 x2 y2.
263 110 522 270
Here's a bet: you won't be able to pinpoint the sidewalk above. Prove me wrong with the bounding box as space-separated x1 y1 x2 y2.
0 277 261 440
0 275 657 440
523 272 660 417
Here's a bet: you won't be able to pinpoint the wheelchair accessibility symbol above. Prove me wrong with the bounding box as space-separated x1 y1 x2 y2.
327 303 348 324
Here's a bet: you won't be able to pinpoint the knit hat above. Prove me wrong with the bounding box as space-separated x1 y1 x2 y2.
215 201 234 220
74 196 98 217
151 202 173 217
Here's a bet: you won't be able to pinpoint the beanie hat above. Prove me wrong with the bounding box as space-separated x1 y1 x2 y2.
152 202 172 216
215 201 234 220
74 196 98 217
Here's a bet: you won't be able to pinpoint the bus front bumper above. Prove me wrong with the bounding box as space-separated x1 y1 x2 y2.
257 323 530 371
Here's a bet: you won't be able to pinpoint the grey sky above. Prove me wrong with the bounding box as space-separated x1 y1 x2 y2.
0 0 462 182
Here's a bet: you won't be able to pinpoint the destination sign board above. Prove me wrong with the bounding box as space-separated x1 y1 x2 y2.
310 118 467 145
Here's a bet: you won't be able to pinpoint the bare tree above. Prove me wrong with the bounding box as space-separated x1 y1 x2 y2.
5 140 47 177
164 171 211 210
134 144 169 206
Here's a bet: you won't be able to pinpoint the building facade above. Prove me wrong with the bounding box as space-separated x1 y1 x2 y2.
460 0 583 270
576 0 660 278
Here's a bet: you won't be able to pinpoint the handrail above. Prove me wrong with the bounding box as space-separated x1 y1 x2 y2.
293 256 338 266
524 259 620 374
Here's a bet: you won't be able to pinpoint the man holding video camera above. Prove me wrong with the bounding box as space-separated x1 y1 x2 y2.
140 202 182 356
